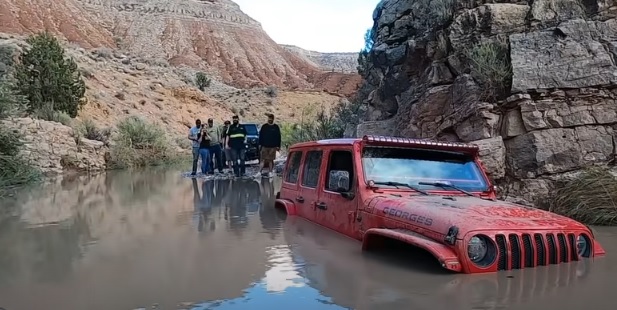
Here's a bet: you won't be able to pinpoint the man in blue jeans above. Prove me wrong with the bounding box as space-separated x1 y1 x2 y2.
197 126 211 174
188 119 202 176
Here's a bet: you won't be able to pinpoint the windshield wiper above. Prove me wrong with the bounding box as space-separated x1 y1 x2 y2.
418 181 492 200
371 181 429 195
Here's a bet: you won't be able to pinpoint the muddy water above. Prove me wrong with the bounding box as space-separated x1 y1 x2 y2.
0 168 615 310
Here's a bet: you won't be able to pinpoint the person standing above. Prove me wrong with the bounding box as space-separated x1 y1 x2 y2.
258 113 281 178
188 119 202 176
198 124 211 175
221 120 232 171
224 115 247 178
205 118 224 175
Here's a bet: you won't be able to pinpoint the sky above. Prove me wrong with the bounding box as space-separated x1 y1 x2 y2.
232 0 381 53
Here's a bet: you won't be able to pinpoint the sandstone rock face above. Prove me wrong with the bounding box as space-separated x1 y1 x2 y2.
281 45 358 73
358 0 617 206
2 118 109 174
0 0 115 49
0 0 360 96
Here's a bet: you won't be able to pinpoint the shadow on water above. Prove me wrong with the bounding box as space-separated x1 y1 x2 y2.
0 169 615 310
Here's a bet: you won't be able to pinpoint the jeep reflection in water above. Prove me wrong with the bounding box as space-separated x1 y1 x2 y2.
274 135 606 274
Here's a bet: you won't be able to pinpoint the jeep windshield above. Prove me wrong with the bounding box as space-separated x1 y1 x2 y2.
361 146 489 192
243 124 259 136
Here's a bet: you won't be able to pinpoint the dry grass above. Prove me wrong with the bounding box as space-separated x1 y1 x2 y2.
548 168 617 226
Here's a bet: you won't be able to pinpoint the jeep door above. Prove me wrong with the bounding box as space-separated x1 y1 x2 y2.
314 148 360 239
296 149 327 223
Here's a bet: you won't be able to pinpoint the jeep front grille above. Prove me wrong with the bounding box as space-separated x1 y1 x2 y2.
495 233 580 271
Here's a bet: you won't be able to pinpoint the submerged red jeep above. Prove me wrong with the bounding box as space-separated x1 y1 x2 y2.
274 135 606 274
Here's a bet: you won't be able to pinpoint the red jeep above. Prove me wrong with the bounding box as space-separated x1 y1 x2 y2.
274 135 606 274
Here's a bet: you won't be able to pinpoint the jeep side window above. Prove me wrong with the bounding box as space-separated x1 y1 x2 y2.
285 151 303 183
325 150 354 192
301 150 322 188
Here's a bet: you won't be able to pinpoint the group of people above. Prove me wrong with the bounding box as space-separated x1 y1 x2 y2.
188 113 282 178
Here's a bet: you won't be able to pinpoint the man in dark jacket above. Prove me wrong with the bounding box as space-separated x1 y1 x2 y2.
224 115 248 178
258 113 281 178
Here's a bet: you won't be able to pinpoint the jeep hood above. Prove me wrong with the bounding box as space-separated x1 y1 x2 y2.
368 195 589 234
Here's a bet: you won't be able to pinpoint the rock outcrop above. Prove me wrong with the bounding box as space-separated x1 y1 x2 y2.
358 0 617 206
281 45 358 73
2 118 109 175
0 0 360 95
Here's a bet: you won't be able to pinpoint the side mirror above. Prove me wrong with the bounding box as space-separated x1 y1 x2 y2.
328 170 353 199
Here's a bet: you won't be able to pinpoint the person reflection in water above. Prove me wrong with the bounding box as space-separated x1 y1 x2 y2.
192 179 215 232
225 180 251 232
259 178 282 240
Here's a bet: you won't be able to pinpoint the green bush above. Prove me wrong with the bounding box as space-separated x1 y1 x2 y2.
548 168 617 226
14 31 86 118
0 77 27 119
466 40 512 100
281 108 344 149
195 72 211 91
109 116 182 168
0 79 40 193
32 104 73 126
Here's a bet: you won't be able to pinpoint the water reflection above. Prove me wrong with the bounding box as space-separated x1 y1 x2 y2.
0 170 615 310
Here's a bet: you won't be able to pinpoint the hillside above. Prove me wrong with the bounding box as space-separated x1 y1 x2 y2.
281 44 358 73
0 0 360 95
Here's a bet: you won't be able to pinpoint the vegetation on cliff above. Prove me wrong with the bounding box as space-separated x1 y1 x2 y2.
14 31 86 119
0 79 41 194
548 168 617 226
466 41 512 101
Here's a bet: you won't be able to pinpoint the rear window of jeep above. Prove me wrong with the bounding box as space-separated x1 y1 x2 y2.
285 151 303 183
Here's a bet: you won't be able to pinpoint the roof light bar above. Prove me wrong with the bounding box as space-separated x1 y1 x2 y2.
362 135 479 150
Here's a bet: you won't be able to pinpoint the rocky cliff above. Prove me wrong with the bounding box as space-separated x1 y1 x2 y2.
281 44 358 73
357 0 617 206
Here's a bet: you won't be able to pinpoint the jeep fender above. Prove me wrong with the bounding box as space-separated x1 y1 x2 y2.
275 198 297 216
362 228 462 272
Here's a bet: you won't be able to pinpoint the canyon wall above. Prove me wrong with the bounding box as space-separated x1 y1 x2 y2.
357 0 617 206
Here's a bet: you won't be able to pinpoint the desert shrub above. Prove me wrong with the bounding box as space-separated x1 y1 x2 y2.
195 72 211 91
0 44 16 79
265 86 278 97
547 168 617 226
0 78 27 119
77 118 111 143
428 0 456 27
14 31 86 118
109 116 182 168
32 104 73 126
281 108 344 149
466 40 512 100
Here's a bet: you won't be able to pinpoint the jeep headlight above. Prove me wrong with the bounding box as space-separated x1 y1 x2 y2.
468 236 487 262
577 234 589 257
467 235 496 267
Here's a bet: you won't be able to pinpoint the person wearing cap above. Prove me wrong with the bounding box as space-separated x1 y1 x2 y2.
224 115 248 178
258 113 281 178
221 120 232 170
188 118 203 176
205 118 224 174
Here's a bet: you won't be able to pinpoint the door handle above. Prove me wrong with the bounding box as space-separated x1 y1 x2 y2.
316 202 327 210
296 196 305 203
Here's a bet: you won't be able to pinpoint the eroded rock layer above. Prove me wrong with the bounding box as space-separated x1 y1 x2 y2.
357 0 617 206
